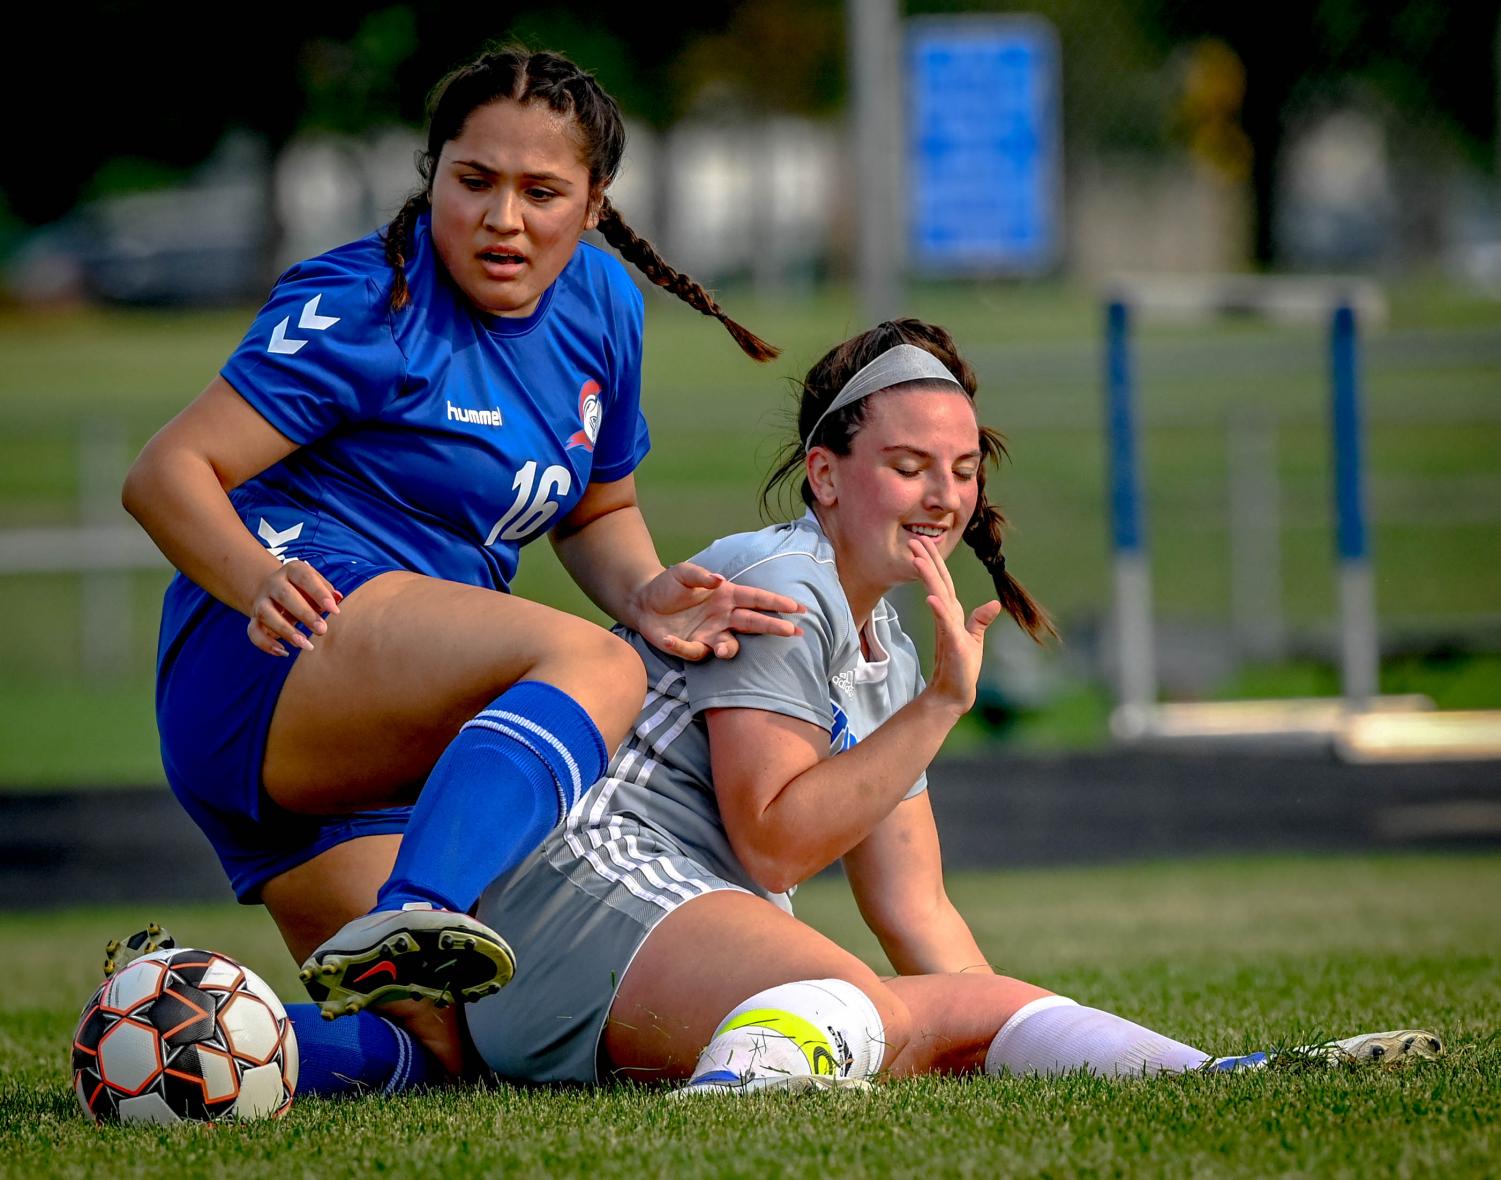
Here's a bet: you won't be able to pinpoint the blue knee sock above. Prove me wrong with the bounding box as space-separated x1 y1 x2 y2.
375 680 607 914
286 1005 448 1097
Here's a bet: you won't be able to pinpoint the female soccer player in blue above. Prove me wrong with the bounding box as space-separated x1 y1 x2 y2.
121 46 801 1076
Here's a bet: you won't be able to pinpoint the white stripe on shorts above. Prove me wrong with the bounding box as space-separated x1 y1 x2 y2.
562 667 715 911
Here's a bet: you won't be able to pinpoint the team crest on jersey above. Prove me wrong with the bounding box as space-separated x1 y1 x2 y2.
566 380 603 451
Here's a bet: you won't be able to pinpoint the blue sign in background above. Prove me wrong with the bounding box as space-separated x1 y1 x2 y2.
908 16 1062 275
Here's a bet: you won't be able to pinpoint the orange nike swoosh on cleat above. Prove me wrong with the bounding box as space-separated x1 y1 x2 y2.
353 961 398 984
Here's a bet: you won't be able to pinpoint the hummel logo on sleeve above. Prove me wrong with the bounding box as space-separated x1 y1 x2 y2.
268 294 341 356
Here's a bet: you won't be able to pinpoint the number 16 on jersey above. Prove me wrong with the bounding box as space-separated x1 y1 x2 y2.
485 461 573 546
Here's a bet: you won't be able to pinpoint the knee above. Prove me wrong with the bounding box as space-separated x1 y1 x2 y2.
792 972 906 1068
534 621 645 749
785 974 912 1076
864 982 912 1066
591 630 647 743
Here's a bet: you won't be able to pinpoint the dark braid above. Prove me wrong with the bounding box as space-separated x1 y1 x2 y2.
762 318 1056 643
965 425 1057 641
595 200 780 362
378 44 778 362
383 193 430 313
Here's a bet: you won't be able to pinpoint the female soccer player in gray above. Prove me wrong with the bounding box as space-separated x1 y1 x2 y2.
460 319 1437 1090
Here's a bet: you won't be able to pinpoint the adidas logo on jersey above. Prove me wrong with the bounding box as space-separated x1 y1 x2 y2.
831 671 855 695
447 401 503 427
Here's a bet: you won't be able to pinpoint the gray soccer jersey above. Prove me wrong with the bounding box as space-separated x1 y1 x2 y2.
585 510 926 904
468 511 928 1082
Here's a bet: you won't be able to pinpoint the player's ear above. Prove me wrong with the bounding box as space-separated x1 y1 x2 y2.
584 185 605 231
806 447 838 507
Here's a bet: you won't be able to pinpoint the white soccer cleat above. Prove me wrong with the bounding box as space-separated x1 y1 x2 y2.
1210 1028 1443 1071
102 922 177 977
668 1069 874 1098
1307 1029 1444 1065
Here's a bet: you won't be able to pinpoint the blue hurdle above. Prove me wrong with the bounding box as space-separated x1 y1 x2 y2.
1103 277 1382 738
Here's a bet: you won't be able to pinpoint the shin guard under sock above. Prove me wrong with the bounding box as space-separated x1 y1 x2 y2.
376 681 607 914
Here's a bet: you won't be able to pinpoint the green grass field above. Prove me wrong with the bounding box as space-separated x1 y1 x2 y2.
3 853 1498 1177
1 281 1497 784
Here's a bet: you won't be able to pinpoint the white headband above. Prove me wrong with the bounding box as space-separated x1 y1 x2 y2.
803 344 964 451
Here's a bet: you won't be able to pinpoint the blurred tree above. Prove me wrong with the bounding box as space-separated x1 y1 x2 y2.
672 0 845 118
0 0 753 229
299 7 419 135
6 0 1494 264
1155 0 1500 263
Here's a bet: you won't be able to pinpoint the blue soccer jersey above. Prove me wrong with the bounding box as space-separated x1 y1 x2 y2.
213 213 650 590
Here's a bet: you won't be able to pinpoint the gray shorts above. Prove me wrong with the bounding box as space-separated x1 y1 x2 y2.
464 818 749 1084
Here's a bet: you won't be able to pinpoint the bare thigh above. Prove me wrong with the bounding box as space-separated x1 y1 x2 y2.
262 571 646 813
258 834 468 1075
602 891 909 1084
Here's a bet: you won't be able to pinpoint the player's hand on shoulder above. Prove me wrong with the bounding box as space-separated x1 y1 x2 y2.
638 561 805 662
246 560 343 657
910 535 999 714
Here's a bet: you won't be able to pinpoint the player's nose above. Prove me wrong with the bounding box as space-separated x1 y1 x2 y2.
925 470 963 513
484 189 524 234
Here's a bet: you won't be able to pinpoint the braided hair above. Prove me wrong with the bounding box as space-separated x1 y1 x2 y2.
762 319 1056 642
382 45 778 362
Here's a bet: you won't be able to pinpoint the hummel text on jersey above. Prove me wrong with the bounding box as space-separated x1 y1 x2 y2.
447 401 503 427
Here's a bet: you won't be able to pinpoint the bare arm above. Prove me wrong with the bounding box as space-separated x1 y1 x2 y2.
706 694 964 894
549 474 667 630
552 475 804 660
707 534 999 894
842 792 990 976
122 375 341 655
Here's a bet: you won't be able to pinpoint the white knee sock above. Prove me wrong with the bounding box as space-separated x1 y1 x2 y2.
689 979 886 1085
984 996 1211 1078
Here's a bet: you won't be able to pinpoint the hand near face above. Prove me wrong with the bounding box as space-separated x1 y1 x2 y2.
637 561 805 662
909 534 1000 714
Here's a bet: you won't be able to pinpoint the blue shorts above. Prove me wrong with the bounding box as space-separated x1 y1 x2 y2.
156 553 413 903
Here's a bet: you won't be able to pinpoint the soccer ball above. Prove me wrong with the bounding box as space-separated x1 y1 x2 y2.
71 948 299 1124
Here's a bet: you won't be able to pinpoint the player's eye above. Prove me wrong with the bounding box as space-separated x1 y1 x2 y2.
526 186 559 202
955 465 978 482
894 464 923 478
460 176 490 191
